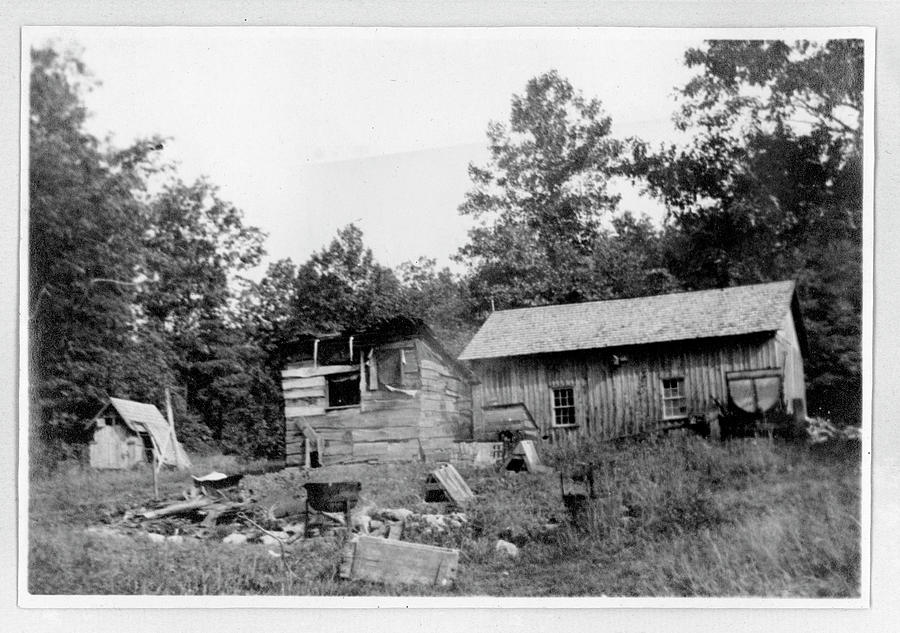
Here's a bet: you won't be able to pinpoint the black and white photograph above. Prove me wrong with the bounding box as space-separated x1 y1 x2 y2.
19 25 871 606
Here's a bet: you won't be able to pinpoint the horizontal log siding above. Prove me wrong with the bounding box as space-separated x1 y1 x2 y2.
415 339 470 450
472 334 780 443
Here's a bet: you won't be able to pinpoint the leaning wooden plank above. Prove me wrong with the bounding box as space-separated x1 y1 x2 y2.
440 464 474 500
340 536 459 587
428 464 475 504
442 463 475 499
519 440 542 468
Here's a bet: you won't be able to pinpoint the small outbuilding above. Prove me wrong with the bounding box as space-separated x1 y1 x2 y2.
87 397 192 470
280 318 477 466
459 280 807 443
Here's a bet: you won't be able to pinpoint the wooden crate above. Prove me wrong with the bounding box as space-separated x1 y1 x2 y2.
339 535 459 587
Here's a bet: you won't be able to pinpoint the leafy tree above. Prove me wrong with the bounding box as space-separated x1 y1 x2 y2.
29 46 166 452
138 178 270 451
396 258 475 356
30 45 279 459
626 39 863 422
457 70 623 310
287 224 404 335
589 213 680 300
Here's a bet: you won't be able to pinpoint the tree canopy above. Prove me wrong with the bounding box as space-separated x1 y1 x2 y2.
29 39 865 467
457 70 627 309
29 45 278 460
625 39 863 421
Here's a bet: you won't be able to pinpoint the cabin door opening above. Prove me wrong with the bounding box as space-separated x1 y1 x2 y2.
139 431 154 463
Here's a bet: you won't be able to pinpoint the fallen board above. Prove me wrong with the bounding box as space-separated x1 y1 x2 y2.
505 440 553 473
339 535 459 587
424 463 475 504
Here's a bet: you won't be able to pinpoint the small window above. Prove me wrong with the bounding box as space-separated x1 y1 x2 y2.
552 387 576 427
661 377 687 419
327 372 360 408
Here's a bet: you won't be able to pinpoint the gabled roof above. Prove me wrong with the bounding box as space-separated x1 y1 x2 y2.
459 280 798 361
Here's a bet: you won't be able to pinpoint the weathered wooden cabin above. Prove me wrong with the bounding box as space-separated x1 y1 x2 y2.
87 397 192 470
459 281 807 443
281 319 476 466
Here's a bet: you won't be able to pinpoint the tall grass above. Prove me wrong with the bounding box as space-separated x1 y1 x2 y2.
28 434 861 596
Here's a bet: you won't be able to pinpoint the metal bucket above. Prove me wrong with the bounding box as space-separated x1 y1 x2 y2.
303 481 361 513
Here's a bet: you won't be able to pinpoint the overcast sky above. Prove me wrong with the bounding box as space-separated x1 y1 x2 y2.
28 27 700 277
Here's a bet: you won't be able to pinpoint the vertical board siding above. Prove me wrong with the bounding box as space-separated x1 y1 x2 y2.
475 335 785 442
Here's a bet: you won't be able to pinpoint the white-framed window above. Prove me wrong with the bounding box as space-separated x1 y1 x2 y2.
552 387 576 427
661 377 687 419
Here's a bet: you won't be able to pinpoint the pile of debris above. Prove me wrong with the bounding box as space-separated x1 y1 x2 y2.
806 417 862 444
87 462 495 587
85 452 573 588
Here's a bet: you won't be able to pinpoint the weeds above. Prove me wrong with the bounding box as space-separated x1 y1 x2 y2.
28 434 861 596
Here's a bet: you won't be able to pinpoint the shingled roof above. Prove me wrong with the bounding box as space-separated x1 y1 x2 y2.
459 280 798 361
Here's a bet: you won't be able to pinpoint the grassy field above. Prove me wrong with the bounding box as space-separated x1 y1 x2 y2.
27 433 861 597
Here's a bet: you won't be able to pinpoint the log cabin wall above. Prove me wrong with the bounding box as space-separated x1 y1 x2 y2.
282 335 471 465
415 339 474 457
469 333 786 445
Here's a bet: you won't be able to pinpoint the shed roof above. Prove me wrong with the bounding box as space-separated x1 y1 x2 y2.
284 316 477 382
92 397 192 469
108 397 172 437
459 280 798 361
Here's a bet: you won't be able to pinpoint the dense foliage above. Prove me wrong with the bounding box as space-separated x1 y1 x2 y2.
29 46 474 462
29 38 864 464
624 40 864 421
458 44 864 422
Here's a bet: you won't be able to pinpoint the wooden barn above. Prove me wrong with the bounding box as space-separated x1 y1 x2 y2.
87 397 192 470
280 319 476 466
458 281 807 443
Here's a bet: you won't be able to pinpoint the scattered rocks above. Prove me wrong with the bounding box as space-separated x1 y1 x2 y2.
146 532 166 543
495 539 519 557
419 514 448 530
223 533 248 545
375 508 413 522
406 512 470 533
351 514 371 534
